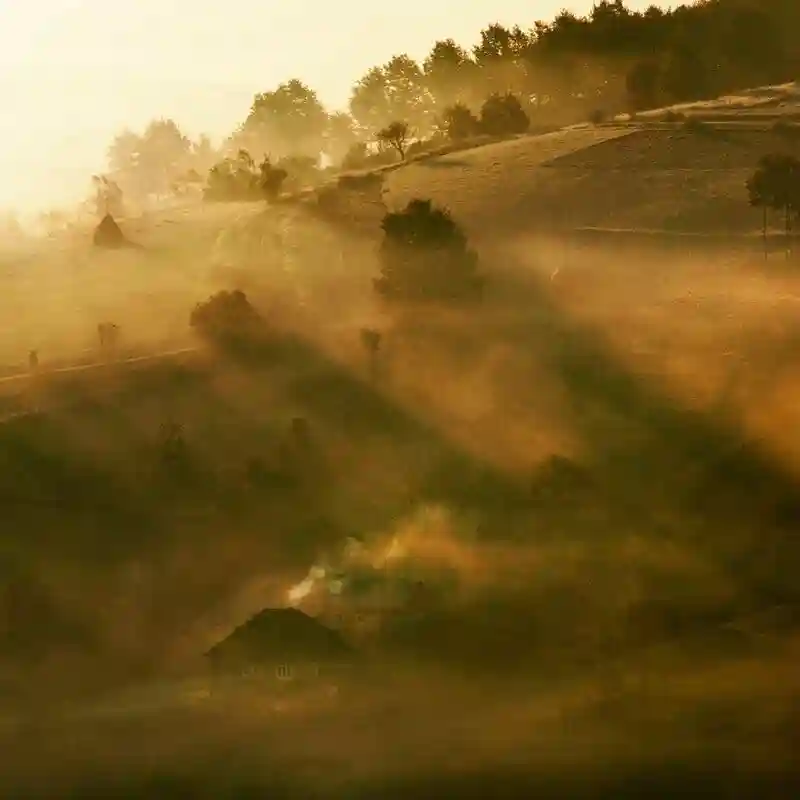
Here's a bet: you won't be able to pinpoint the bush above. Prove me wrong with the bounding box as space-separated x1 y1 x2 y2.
588 108 607 125
204 151 261 201
479 93 530 136
190 289 264 344
442 104 481 141
204 151 287 202
374 198 484 304
259 159 288 200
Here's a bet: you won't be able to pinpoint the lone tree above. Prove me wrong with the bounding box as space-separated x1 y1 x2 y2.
376 121 410 160
374 198 483 303
190 289 264 345
746 153 800 258
441 103 480 141
479 93 529 136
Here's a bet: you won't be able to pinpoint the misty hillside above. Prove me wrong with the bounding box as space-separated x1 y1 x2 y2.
2 2 800 797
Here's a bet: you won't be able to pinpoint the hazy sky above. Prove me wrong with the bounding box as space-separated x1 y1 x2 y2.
0 0 666 214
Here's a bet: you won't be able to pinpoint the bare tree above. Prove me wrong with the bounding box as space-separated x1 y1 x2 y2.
376 121 410 160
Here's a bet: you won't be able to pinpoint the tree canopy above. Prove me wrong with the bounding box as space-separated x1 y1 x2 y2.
105 1 799 190
236 79 328 161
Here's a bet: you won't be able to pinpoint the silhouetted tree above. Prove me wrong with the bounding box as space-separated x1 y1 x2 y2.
259 157 289 199
204 150 286 201
661 46 713 104
472 23 531 98
384 55 434 134
747 153 800 257
107 119 192 203
205 150 259 201
374 198 483 303
423 39 477 108
238 79 327 161
226 1 796 166
376 121 410 160
350 56 432 136
190 289 264 344
441 104 480 141
479 92 529 136
350 67 392 134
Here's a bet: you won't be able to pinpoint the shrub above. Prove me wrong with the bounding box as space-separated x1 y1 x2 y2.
479 93 529 136
190 289 264 344
204 151 261 201
259 159 288 200
589 108 607 125
374 198 484 304
204 151 287 202
441 104 481 141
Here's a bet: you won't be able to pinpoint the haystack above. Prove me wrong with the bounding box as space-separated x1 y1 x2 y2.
93 213 126 248
204 607 353 674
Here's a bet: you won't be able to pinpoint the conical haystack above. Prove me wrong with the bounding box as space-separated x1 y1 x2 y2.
93 213 126 248
204 606 353 673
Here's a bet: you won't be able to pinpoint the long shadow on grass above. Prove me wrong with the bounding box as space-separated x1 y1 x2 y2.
487 249 800 604
246 251 800 609
226 336 534 519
